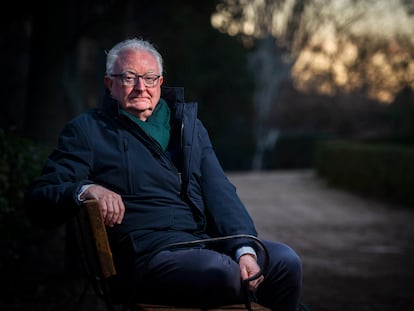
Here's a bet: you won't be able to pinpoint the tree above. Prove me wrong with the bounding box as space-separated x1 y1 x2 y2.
210 0 414 169
212 0 414 103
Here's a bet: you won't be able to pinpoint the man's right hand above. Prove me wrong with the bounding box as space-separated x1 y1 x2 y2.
80 184 125 227
239 253 264 291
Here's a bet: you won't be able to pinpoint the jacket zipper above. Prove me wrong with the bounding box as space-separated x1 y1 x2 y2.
123 138 133 193
151 136 182 187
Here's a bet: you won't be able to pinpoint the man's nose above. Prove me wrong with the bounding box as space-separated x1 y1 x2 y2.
134 77 146 90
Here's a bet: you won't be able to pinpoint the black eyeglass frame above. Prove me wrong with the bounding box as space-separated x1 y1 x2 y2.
110 71 161 87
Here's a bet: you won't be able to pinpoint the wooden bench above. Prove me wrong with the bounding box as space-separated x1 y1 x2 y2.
73 199 270 311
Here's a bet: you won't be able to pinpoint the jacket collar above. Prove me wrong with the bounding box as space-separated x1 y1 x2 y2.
161 86 185 105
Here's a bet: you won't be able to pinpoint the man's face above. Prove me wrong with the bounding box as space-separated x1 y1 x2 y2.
104 49 163 121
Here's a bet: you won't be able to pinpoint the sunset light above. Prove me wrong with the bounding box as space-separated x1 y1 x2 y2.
212 0 414 103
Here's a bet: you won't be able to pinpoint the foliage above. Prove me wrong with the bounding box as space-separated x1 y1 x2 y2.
0 130 49 267
314 140 414 206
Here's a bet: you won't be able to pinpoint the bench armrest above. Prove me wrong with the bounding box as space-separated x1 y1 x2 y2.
82 199 116 278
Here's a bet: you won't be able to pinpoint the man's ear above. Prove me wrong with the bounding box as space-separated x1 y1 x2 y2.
104 76 113 90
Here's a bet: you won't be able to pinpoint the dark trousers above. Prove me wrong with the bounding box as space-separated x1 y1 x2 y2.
133 240 302 311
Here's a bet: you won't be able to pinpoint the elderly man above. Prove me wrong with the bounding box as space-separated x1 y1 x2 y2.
25 38 303 311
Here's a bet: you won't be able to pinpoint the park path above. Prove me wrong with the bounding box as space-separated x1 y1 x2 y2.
227 170 414 311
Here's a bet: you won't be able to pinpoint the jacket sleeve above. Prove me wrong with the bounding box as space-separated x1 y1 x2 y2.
24 116 94 229
196 121 258 238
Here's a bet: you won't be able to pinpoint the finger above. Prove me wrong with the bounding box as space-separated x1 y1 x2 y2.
249 275 264 290
109 197 124 226
106 199 116 227
116 200 125 224
101 196 115 226
99 200 108 221
240 268 249 280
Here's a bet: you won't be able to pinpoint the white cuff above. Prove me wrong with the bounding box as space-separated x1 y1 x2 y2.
77 184 94 202
235 246 257 262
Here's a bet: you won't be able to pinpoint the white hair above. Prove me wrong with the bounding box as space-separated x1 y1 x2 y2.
105 38 163 75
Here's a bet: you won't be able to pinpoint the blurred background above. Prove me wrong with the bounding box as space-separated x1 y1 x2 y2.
1 0 413 310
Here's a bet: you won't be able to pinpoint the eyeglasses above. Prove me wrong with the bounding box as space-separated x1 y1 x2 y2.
110 71 161 88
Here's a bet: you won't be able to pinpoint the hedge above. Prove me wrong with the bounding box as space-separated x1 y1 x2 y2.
314 140 414 207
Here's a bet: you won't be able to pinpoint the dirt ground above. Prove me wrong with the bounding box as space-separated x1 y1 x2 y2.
229 170 414 311
2 170 414 311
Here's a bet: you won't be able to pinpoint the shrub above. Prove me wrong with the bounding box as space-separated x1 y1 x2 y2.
0 130 49 267
314 140 414 207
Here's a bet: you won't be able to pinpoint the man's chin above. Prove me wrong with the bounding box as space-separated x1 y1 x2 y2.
127 104 151 112
125 106 153 120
